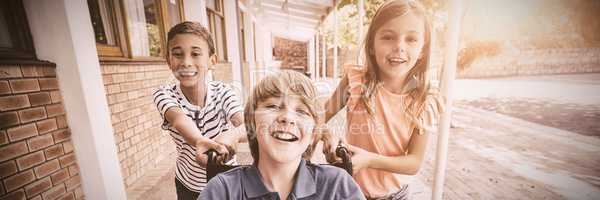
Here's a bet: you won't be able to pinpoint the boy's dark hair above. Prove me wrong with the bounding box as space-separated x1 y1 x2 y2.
167 21 216 56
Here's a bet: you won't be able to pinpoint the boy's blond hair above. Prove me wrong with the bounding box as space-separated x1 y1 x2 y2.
244 70 321 165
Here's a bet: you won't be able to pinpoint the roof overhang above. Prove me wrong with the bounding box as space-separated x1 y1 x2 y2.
241 0 335 42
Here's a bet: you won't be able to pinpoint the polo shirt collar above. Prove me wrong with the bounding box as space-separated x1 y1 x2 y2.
242 160 317 199
242 166 269 198
175 82 213 110
291 160 317 198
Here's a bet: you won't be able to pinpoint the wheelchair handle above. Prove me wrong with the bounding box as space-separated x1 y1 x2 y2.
335 145 353 175
204 149 220 165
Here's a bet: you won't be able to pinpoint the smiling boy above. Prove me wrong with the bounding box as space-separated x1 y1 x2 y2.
152 21 246 199
199 70 365 200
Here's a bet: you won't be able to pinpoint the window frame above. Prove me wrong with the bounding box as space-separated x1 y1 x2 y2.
161 0 185 29
0 0 37 62
238 7 246 62
92 0 185 62
90 0 130 58
252 22 257 62
206 0 228 63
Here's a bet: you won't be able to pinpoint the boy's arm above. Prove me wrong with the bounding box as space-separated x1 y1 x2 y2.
213 112 247 152
213 85 247 151
164 107 229 166
229 112 247 143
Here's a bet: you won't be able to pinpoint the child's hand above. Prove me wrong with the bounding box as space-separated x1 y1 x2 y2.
195 138 230 167
213 131 239 159
347 144 374 174
319 127 346 164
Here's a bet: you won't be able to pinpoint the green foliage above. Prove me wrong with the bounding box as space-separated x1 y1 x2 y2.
457 41 502 71
323 0 445 48
571 0 600 47
147 24 162 57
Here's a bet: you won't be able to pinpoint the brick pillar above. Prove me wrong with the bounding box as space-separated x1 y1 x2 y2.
1 64 84 200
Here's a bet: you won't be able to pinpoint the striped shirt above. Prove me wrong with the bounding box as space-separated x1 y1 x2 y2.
152 81 242 193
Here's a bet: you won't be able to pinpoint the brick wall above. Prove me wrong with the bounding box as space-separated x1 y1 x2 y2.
100 63 176 187
273 37 308 72
0 64 83 200
458 48 600 78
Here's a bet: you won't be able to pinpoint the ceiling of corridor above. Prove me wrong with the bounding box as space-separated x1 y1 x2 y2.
243 0 335 41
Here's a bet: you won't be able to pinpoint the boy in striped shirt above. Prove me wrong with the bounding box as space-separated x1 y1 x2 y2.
152 21 246 200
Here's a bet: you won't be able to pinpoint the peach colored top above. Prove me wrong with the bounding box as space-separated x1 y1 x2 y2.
345 66 440 197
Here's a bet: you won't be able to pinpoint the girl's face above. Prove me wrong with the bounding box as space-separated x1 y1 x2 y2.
254 96 315 164
167 33 215 88
373 12 425 80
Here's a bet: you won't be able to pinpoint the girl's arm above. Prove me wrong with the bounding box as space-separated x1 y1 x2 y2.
321 75 350 163
164 107 229 166
324 75 349 122
351 93 444 174
349 129 430 175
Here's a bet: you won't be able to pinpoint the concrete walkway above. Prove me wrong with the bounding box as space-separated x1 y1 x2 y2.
126 74 600 199
125 105 600 199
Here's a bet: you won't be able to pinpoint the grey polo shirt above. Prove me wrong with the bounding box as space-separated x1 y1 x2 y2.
198 160 366 200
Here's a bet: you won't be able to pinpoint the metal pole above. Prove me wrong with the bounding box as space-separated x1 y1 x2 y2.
333 4 338 81
314 29 321 80
357 0 364 65
432 0 462 199
322 32 327 79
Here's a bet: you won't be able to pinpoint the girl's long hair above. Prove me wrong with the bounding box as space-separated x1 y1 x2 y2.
360 0 434 126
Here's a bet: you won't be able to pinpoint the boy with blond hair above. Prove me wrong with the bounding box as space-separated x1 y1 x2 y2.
200 70 365 200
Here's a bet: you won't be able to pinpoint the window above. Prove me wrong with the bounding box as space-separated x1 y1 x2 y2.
0 0 36 61
123 0 165 57
206 0 228 62
88 0 184 60
238 8 246 62
165 0 183 29
253 22 257 62
87 0 128 57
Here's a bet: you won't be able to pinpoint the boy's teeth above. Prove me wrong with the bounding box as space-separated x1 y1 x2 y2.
179 72 197 76
272 132 298 142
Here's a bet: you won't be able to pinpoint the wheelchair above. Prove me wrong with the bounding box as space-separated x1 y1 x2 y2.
204 145 354 181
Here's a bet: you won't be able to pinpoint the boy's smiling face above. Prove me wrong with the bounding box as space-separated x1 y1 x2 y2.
254 95 315 164
167 33 215 87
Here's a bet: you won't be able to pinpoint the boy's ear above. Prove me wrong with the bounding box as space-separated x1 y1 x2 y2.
165 54 173 68
209 55 217 68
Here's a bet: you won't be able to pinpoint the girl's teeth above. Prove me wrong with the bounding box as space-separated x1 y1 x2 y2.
276 133 291 139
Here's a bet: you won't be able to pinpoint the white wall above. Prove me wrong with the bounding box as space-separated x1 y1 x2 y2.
308 38 315 79
263 30 274 69
223 0 244 94
23 0 126 199
183 0 208 26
